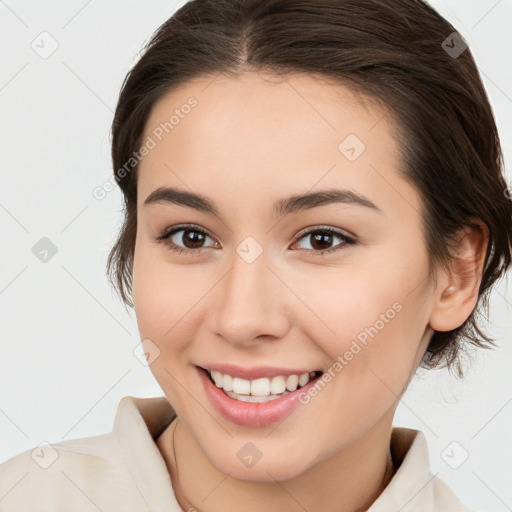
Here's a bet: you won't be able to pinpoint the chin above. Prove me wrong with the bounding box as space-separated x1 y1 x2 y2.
229 463 307 483
206 446 313 483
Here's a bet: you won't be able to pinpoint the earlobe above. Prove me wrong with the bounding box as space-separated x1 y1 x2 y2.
428 219 489 332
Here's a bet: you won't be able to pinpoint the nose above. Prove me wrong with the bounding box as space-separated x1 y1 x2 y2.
211 249 291 348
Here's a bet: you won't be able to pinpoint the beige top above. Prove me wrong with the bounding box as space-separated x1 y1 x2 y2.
0 395 474 511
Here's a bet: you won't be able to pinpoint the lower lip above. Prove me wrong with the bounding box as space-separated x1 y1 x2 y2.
196 366 321 428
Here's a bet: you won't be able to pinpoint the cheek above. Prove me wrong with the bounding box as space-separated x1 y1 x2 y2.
133 242 177 337
305 250 428 396
132 241 208 360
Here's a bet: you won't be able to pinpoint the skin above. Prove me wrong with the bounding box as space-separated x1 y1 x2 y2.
131 71 488 512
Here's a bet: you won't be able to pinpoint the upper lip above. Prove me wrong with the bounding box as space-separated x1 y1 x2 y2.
197 364 322 381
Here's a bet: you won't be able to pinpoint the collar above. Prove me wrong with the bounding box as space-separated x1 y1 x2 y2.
113 395 178 511
368 426 433 510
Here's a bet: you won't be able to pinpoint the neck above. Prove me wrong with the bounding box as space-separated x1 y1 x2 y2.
157 414 396 512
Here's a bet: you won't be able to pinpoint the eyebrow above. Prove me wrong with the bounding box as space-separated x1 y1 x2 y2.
143 186 383 218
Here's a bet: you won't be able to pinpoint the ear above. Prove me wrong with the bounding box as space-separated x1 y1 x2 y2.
428 219 490 332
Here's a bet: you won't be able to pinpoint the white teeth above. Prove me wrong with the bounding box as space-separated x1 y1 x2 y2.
251 378 270 396
212 371 223 388
270 376 286 394
298 372 310 387
208 369 319 397
223 373 233 392
285 374 299 391
232 377 251 395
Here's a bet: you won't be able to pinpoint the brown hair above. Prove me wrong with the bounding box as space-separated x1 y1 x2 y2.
106 0 512 378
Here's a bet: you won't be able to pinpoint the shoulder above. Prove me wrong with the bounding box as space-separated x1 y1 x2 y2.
0 433 145 512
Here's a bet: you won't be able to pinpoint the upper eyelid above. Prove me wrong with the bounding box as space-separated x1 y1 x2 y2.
295 224 354 240
160 223 211 239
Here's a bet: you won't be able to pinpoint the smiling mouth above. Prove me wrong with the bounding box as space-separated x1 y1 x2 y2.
200 366 323 402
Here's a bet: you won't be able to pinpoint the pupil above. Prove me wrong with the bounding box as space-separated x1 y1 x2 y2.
184 230 204 248
311 232 332 250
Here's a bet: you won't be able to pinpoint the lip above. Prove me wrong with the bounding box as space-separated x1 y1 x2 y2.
197 363 321 380
196 365 322 427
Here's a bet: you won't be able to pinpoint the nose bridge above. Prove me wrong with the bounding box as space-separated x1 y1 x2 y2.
212 240 289 345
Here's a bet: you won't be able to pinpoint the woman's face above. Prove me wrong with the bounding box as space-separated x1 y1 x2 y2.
132 71 436 480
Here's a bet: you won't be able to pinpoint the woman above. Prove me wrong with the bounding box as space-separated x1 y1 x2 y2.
1 0 511 511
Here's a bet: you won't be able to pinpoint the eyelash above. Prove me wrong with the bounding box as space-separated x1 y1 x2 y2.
155 223 356 257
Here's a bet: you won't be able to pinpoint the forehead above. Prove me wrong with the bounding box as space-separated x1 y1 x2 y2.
141 71 389 155
137 71 421 220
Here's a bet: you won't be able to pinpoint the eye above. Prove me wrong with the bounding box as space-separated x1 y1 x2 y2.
155 224 356 256
291 226 356 256
155 224 218 255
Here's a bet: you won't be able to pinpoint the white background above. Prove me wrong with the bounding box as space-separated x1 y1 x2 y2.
1 1 511 510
